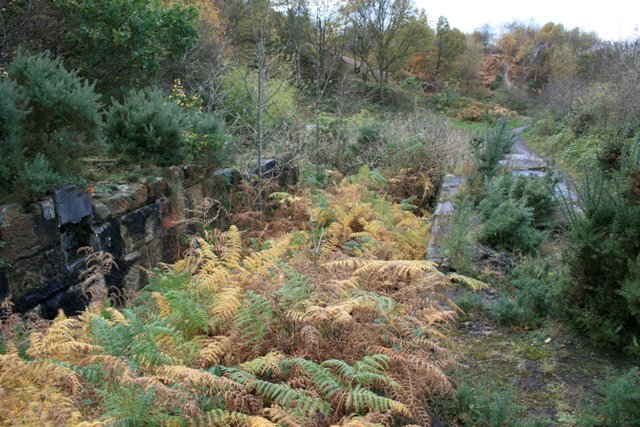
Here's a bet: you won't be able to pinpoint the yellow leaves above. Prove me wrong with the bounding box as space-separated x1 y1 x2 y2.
261 407 304 427
209 286 242 322
247 416 279 427
242 234 292 274
153 292 172 318
0 354 87 426
448 272 488 291
154 365 242 395
27 311 102 363
198 336 230 368
222 225 243 270
324 259 441 282
239 351 284 376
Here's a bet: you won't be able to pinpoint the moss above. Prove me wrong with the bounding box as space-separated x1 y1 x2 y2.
524 345 548 361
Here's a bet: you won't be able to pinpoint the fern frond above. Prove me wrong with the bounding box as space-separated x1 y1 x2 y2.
261 406 305 427
242 234 292 274
222 225 243 270
345 385 410 417
197 336 230 368
203 409 278 427
152 292 171 318
239 351 284 376
234 291 274 352
210 286 243 322
448 272 488 291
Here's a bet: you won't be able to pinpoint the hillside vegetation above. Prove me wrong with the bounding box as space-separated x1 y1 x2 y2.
1 0 640 425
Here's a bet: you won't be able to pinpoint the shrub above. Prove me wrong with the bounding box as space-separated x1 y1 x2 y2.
442 202 476 274
15 154 66 198
8 51 102 168
477 193 545 254
481 173 557 221
0 79 27 189
579 368 640 427
447 382 549 427
454 290 485 315
473 171 553 254
596 368 640 427
468 119 515 189
560 139 640 351
494 258 557 327
184 111 232 167
1 51 101 198
106 88 188 166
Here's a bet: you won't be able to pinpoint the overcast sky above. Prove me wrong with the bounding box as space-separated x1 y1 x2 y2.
414 0 639 41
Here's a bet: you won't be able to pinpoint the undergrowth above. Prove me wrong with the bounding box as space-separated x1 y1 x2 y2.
0 169 482 426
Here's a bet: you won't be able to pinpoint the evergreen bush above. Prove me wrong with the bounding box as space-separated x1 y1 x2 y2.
560 137 640 352
1 50 101 198
106 88 187 166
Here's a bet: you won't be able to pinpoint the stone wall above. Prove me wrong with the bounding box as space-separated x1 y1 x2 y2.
0 165 242 317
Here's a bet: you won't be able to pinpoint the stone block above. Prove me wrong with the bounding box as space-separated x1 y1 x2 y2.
120 202 164 253
97 183 148 218
91 199 111 222
38 284 86 318
212 168 241 189
186 184 205 211
8 248 74 311
148 228 181 266
54 186 92 225
0 204 58 264
91 220 125 259
40 197 56 220
146 177 169 202
0 269 8 300
181 165 205 187
122 246 151 291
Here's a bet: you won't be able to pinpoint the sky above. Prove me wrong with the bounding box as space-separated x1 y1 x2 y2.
414 0 640 41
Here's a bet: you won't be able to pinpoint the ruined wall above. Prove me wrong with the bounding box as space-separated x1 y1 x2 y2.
0 165 241 317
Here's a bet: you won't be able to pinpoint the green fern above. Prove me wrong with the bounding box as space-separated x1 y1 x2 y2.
234 292 274 353
221 367 330 418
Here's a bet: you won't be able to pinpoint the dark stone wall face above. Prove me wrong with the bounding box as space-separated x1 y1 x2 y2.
0 165 252 317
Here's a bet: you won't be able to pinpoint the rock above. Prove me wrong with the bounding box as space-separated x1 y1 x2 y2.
8 248 75 312
40 197 56 220
0 269 8 300
28 197 56 220
91 199 111 222
60 217 94 266
212 168 241 188
38 284 86 318
148 229 180 265
122 246 151 291
146 177 169 202
254 159 277 177
426 174 464 263
54 186 92 225
439 174 464 199
0 204 58 264
91 220 125 260
434 201 454 216
120 200 170 253
181 165 205 187
512 170 546 178
500 154 547 171
97 183 148 218
186 184 205 211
